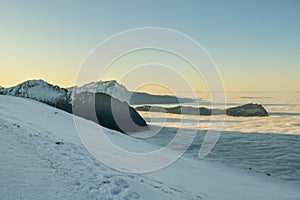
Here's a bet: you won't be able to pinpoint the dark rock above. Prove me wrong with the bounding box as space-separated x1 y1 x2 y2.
103 180 110 184
55 142 63 145
226 103 268 117
72 92 148 133
135 105 215 116
0 86 3 95
136 103 268 117
129 92 196 105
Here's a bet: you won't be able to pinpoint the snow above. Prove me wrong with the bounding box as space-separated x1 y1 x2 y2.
70 80 131 103
2 80 69 105
0 95 300 200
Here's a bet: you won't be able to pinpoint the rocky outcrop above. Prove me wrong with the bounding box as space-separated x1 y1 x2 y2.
72 92 148 133
136 103 268 117
0 86 4 95
226 103 268 117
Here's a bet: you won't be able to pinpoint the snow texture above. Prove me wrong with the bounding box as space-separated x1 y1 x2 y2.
2 80 70 105
70 80 131 103
0 95 300 200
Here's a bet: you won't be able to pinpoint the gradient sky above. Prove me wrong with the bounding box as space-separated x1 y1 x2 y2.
0 0 299 92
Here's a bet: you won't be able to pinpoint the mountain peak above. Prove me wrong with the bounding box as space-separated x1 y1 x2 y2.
2 79 70 105
71 80 131 103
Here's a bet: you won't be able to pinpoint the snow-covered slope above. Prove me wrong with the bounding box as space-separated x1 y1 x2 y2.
2 80 71 105
1 95 300 200
70 80 131 103
0 95 203 200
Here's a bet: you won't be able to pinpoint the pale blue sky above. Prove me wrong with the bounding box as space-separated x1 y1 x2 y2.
0 0 299 91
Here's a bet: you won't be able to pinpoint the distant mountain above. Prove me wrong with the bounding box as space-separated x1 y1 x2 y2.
69 80 130 103
2 80 71 110
2 79 197 106
1 80 147 133
129 92 196 105
70 80 196 105
136 103 269 117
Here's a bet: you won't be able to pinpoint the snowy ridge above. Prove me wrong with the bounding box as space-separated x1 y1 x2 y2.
2 79 195 106
70 80 131 103
2 80 70 105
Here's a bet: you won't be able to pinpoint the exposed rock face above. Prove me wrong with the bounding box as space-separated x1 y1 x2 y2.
226 103 268 117
136 103 268 117
2 80 148 133
72 92 148 133
69 80 196 105
0 86 4 95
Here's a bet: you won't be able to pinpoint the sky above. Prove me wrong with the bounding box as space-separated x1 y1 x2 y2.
0 0 299 93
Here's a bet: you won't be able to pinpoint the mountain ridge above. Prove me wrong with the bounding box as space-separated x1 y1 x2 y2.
69 80 130 103
69 80 196 105
1 79 148 133
136 103 269 117
1 79 197 105
2 79 71 106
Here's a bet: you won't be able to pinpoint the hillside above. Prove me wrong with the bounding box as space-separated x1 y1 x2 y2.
1 95 300 200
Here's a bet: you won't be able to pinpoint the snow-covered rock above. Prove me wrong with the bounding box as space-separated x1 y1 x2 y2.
69 80 196 105
69 80 131 103
2 80 71 105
